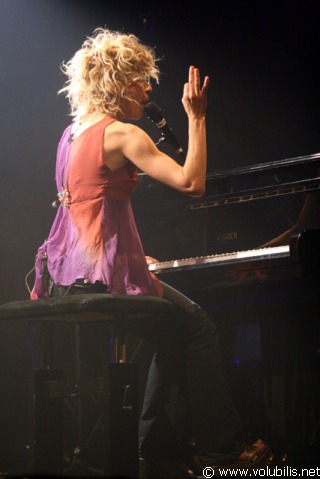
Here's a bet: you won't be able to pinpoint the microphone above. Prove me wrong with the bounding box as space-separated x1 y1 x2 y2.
144 102 184 158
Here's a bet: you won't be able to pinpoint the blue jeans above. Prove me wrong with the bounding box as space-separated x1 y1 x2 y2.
139 281 245 466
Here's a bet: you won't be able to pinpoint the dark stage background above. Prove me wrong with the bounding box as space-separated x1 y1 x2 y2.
0 0 319 304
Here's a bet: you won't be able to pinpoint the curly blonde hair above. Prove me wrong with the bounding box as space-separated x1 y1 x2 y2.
59 27 160 122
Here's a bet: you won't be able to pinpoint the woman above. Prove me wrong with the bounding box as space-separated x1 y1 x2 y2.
31 28 273 477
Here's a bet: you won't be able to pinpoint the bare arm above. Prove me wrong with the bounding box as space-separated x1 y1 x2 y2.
104 66 210 197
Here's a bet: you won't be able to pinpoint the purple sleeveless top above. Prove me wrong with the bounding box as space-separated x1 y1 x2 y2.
31 116 161 299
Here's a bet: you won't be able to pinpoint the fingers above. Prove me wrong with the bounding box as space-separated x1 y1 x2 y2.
202 75 210 93
181 66 209 115
190 66 200 93
188 65 209 97
188 66 199 96
145 255 159 265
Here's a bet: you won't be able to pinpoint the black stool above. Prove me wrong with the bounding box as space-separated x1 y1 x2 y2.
0 293 176 478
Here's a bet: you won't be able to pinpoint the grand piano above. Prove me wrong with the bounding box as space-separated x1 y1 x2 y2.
132 152 320 462
133 151 320 266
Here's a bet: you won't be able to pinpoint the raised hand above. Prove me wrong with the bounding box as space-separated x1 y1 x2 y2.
182 65 210 119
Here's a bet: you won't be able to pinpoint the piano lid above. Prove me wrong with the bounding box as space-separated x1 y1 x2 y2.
189 152 320 209
205 152 320 181
137 152 320 209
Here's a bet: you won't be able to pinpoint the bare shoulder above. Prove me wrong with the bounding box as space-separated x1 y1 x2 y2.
103 121 144 170
105 120 142 137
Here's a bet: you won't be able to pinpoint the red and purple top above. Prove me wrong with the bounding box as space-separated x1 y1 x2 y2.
31 116 162 299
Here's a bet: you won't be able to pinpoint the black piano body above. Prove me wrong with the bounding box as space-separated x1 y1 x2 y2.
133 152 320 261
132 153 320 463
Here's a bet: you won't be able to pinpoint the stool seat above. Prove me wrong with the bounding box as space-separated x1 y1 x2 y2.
0 293 176 324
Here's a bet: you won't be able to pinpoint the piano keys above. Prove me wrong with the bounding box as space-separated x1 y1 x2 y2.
149 245 290 273
148 230 320 295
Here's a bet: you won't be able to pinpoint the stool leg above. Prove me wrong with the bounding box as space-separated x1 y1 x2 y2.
66 322 112 477
32 369 64 475
74 322 83 451
113 315 127 364
34 322 55 369
114 335 127 363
